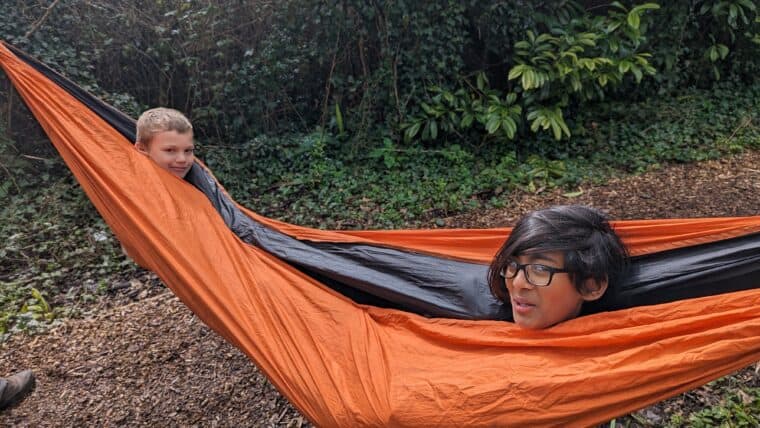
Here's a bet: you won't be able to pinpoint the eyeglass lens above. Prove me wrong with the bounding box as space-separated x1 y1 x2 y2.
505 261 552 286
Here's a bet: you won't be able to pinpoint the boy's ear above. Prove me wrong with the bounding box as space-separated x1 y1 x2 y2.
581 277 608 302
134 141 149 155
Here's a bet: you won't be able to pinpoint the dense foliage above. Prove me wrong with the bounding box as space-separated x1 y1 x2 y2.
1 0 758 147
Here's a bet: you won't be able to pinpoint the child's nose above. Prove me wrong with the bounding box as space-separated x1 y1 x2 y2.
512 269 532 289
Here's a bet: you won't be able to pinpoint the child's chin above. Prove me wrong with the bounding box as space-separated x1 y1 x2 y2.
513 314 549 330
169 168 189 177
513 315 536 329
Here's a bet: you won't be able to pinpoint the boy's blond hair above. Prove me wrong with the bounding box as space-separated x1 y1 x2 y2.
136 107 193 145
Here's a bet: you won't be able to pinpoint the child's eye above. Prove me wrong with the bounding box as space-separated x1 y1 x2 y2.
531 264 551 274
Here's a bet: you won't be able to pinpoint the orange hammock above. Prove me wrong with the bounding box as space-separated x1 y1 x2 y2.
2 41 760 427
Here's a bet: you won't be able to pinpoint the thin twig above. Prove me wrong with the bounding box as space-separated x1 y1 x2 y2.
21 154 49 161
24 0 62 39
281 88 309 132
721 116 753 147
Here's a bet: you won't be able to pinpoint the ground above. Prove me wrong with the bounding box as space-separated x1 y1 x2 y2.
1 150 760 427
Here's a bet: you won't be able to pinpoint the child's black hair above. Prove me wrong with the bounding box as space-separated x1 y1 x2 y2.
488 205 629 303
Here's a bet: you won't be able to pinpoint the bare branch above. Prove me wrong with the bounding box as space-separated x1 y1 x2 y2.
25 0 62 39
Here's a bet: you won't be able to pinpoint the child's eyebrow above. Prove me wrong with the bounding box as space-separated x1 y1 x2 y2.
526 253 560 264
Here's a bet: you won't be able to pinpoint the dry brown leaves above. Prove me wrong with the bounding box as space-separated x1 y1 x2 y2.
0 294 308 427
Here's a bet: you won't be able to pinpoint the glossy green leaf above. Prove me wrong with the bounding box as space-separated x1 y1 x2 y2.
627 11 640 29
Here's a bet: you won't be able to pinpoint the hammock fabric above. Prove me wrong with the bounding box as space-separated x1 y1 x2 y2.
2 41 760 427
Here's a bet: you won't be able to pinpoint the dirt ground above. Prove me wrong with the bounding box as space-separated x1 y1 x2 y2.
2 150 760 427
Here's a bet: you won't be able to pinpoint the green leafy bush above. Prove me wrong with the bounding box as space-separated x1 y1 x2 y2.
3 0 758 153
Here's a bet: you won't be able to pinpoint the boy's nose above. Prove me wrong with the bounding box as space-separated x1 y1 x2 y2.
512 269 533 289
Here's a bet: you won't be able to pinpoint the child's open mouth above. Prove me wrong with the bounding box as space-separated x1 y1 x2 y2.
511 298 536 314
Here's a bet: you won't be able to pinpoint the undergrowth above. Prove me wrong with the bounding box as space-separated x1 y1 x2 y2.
204 82 760 228
677 387 760 427
0 176 138 340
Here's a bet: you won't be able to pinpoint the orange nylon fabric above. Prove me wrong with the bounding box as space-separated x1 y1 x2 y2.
3 42 760 427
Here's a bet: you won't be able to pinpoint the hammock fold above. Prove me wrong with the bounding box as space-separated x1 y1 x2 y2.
2 41 760 427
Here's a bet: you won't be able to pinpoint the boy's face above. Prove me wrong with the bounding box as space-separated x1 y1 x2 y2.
135 130 195 178
505 251 606 329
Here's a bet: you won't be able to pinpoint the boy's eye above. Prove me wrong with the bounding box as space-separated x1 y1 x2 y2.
530 264 551 274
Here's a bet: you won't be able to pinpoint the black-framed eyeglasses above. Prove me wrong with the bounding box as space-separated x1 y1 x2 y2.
499 260 572 287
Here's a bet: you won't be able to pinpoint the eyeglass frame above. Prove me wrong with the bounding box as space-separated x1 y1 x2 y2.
498 259 573 287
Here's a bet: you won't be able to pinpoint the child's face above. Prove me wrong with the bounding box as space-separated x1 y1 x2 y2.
135 130 195 178
505 251 604 329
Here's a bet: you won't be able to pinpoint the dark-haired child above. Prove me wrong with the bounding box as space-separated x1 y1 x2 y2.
488 205 628 329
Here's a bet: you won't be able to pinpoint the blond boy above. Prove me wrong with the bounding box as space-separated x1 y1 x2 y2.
122 107 196 266
134 107 195 178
